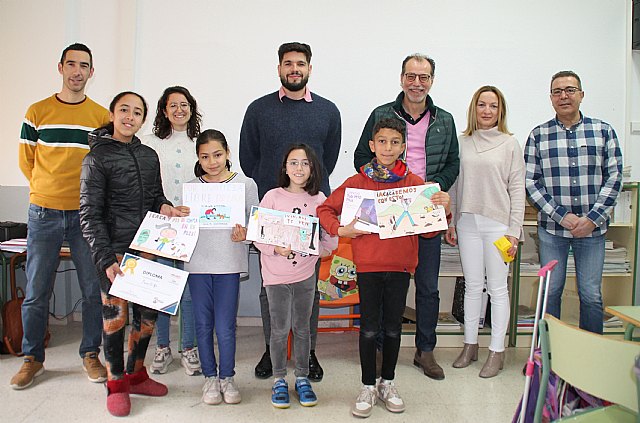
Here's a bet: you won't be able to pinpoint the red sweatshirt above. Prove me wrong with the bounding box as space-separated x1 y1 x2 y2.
317 170 425 274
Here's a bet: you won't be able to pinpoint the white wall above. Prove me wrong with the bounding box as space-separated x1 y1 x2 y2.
0 0 634 199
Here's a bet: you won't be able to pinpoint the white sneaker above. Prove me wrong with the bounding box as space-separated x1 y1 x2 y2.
181 347 202 376
202 377 222 405
220 377 242 404
151 346 173 374
351 385 377 418
377 379 405 413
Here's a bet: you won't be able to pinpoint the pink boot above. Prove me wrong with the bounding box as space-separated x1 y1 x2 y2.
106 378 131 417
128 367 168 396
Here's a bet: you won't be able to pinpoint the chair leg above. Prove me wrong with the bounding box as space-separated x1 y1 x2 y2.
286 330 292 360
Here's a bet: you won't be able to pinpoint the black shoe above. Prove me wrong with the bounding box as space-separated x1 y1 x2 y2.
308 350 323 382
255 350 273 379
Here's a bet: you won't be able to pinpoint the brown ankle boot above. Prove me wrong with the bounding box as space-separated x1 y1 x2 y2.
452 343 478 368
479 350 504 378
413 349 445 380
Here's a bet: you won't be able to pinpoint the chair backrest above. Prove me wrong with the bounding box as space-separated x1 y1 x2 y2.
539 315 639 413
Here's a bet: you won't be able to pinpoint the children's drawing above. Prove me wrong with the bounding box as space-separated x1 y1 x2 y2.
375 183 448 239
246 206 320 255
155 223 178 251
129 211 199 261
182 183 245 229
340 188 379 233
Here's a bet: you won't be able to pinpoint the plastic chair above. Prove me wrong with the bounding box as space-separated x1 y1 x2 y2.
533 315 640 422
286 293 360 359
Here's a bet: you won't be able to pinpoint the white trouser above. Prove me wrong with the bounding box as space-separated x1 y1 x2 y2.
457 213 510 352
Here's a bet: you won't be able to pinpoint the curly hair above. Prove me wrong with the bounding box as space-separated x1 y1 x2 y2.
152 86 202 140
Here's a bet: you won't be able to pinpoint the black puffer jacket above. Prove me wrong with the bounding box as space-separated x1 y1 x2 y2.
79 127 171 271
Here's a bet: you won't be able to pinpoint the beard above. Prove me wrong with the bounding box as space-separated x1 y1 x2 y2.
280 73 309 92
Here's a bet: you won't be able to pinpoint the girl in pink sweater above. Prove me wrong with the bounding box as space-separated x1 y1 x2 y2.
254 144 337 409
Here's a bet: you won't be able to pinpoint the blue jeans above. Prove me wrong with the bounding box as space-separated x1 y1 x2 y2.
154 258 195 350
188 273 240 378
538 227 605 334
22 205 103 362
413 234 441 352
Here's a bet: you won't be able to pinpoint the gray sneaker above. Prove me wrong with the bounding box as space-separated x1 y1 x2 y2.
181 347 202 376
151 346 173 374
202 376 222 405
377 379 405 413
351 385 377 418
220 377 241 404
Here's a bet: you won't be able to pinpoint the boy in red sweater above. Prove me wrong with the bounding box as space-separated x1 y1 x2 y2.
317 118 450 418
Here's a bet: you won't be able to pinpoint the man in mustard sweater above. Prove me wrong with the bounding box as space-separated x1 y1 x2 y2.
11 43 110 390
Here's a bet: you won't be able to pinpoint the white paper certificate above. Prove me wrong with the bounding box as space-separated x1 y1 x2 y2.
182 183 245 229
109 253 189 315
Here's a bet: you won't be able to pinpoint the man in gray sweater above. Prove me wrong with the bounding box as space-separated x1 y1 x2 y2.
239 42 341 381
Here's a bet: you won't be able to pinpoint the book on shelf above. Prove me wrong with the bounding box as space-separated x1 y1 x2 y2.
437 312 461 329
603 313 623 328
612 190 632 224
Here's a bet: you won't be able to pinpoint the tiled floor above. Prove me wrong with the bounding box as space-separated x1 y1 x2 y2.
0 323 529 422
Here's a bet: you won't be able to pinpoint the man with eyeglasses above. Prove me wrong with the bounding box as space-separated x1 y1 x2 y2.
239 42 341 382
524 70 623 334
354 53 459 380
11 43 109 390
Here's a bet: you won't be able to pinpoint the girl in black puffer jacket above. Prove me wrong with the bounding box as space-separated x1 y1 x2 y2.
79 91 187 417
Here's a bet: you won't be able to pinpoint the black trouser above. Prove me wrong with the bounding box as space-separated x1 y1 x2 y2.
357 271 410 386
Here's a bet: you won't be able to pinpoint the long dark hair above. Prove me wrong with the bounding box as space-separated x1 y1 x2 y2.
152 86 202 140
99 91 148 135
194 129 232 177
278 143 322 196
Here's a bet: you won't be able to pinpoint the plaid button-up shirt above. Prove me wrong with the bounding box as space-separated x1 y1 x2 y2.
524 113 623 238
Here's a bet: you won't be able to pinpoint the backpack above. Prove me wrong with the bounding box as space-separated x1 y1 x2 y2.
1 253 50 355
512 349 606 422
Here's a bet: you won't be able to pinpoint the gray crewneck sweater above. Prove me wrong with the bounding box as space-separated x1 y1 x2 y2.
184 172 259 276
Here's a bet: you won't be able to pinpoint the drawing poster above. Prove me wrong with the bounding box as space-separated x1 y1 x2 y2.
182 183 245 229
374 183 448 239
340 188 379 233
129 211 199 261
246 206 321 255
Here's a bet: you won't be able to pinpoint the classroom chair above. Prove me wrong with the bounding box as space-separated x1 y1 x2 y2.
533 315 640 422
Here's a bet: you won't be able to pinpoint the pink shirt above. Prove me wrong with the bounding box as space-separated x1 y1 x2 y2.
278 86 313 102
405 110 430 180
255 188 338 285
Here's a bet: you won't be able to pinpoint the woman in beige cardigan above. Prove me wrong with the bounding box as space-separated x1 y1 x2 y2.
445 86 525 378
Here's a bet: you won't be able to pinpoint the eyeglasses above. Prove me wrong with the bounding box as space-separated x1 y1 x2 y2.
550 87 581 97
286 160 310 168
404 73 432 83
167 102 190 111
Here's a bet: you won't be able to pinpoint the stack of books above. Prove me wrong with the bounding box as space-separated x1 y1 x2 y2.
440 242 462 274
0 238 27 253
516 305 536 328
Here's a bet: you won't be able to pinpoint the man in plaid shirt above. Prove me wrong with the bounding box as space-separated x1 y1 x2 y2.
524 70 623 334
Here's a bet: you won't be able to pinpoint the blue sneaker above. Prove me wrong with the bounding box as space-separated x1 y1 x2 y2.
295 377 317 407
271 379 290 409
